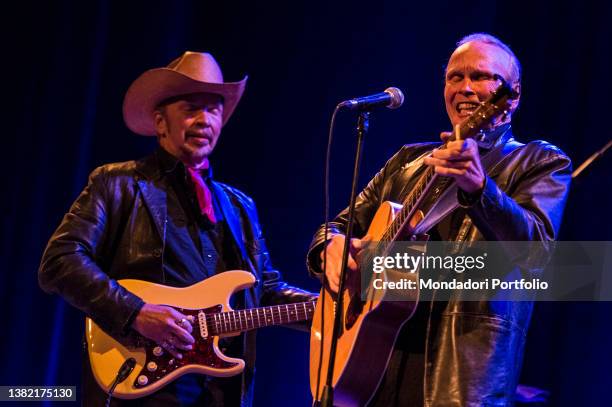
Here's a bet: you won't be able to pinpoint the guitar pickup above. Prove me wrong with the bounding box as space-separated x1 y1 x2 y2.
198 310 208 339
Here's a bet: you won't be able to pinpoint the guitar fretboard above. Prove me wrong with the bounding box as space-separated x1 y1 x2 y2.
206 302 316 335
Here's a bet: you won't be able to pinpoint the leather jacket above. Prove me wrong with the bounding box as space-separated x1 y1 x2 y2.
39 150 315 406
307 127 572 407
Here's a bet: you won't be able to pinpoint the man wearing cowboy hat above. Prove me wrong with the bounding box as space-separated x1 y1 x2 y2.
39 51 315 406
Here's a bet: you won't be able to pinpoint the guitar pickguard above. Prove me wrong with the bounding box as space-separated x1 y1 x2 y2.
133 304 238 389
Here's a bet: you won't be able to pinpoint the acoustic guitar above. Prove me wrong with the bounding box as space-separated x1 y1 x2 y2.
86 270 315 399
310 82 516 406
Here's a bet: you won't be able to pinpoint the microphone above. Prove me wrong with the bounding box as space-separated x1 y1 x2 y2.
337 87 404 111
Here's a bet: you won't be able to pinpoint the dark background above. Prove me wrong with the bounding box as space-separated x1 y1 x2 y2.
2 0 611 405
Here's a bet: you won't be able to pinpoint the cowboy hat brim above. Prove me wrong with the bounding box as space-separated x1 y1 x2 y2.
123 67 247 136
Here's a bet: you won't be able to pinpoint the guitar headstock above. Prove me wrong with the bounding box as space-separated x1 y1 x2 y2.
454 80 518 140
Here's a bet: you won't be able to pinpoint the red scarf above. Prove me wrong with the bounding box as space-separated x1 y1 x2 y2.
186 160 216 224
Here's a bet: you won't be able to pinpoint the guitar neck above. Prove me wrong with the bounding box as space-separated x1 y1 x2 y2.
207 301 316 335
384 167 440 242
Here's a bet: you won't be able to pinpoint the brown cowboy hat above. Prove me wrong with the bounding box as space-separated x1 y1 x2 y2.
123 51 247 136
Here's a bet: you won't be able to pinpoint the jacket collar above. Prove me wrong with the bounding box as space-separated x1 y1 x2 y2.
157 146 182 175
475 123 512 150
134 151 162 181
134 147 214 181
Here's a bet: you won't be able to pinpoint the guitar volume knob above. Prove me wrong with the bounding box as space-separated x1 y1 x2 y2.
137 375 149 386
147 361 158 372
153 346 163 356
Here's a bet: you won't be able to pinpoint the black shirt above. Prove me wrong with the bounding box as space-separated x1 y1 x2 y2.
156 147 241 286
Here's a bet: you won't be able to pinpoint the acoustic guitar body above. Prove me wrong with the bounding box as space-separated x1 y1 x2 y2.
310 201 424 407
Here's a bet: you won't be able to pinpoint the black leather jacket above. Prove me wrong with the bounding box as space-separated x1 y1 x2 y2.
307 128 572 407
39 150 315 406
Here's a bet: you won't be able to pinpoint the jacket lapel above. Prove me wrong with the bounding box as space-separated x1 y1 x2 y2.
137 180 168 240
209 181 250 263
134 154 168 240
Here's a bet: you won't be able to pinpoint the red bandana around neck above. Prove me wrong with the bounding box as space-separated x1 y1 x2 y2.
186 160 216 224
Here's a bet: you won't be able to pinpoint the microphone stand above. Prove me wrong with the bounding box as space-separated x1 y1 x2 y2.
318 110 370 407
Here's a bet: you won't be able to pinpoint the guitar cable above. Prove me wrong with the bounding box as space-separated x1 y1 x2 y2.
105 357 136 407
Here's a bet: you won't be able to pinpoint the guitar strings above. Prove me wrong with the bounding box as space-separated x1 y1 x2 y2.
200 304 317 334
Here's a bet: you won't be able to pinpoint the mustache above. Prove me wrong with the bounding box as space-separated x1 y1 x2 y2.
186 131 211 139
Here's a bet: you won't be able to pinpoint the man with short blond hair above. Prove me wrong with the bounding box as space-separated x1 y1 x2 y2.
307 34 571 406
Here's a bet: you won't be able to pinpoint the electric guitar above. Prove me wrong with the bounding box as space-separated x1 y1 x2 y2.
86 270 315 399
310 82 517 406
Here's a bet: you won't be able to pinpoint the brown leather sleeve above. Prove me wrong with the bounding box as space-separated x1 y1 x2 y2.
466 142 572 242
38 166 144 338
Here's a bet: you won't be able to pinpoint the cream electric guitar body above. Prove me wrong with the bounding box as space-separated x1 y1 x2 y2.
86 270 315 399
